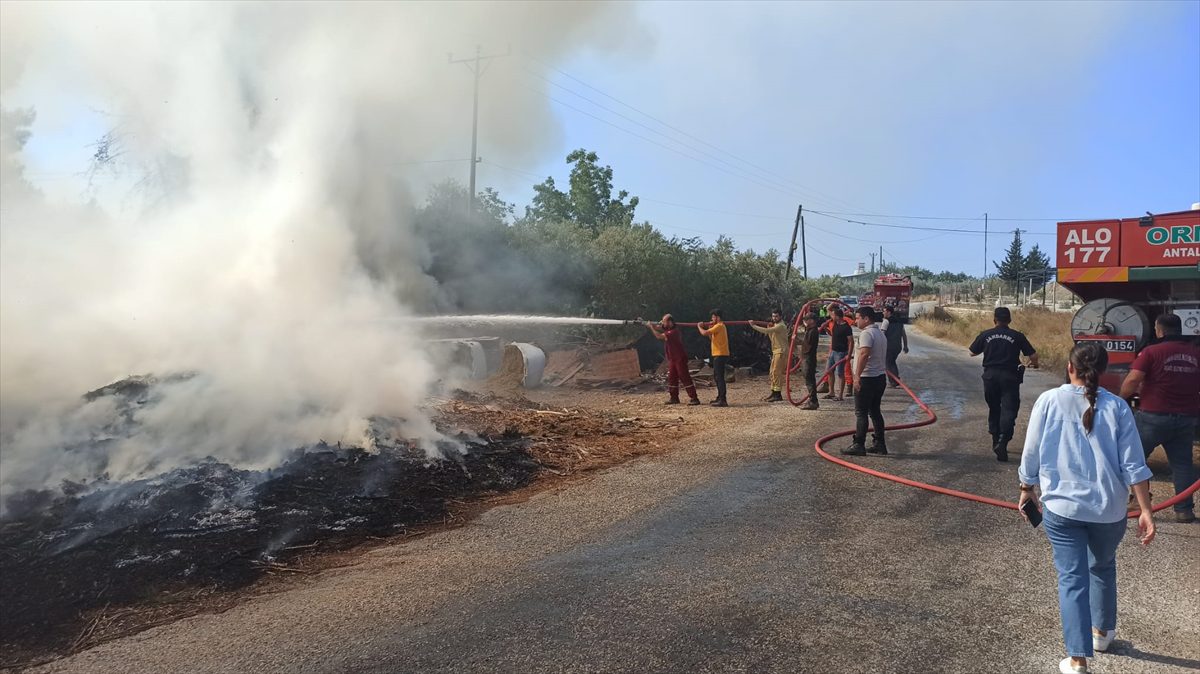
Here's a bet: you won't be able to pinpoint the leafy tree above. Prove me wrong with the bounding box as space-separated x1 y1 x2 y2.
523 149 639 234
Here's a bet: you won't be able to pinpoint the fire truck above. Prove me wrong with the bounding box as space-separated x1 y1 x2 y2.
863 273 914 323
1057 206 1200 391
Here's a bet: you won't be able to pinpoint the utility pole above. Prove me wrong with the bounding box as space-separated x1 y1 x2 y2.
787 204 805 280
869 252 876 273
983 212 988 280
879 245 884 272
800 206 808 280
449 45 509 214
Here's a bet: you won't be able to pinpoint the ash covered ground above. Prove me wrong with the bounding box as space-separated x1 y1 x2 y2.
0 377 672 666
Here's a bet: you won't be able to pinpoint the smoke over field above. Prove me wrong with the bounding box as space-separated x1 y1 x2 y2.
0 2 638 500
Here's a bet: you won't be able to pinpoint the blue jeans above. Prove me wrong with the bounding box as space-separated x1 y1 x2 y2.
1135 411 1198 514
1043 509 1127 657
825 351 847 382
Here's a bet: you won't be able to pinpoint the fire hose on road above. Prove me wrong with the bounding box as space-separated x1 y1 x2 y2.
773 299 1200 519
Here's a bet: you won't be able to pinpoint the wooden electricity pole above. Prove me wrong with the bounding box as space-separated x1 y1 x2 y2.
449 45 509 214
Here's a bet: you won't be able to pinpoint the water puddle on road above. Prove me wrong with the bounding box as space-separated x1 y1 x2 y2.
901 388 966 422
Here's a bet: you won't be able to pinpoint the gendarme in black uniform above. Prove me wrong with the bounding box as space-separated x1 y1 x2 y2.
968 307 1037 462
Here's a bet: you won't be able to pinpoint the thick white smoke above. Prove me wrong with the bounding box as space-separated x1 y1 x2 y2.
0 1 638 499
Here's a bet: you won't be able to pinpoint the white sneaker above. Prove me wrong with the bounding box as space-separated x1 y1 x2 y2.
1060 657 1088 673
1093 628 1116 652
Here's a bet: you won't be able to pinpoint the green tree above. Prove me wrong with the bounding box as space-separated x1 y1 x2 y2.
1023 243 1052 290
523 149 639 234
993 230 1025 291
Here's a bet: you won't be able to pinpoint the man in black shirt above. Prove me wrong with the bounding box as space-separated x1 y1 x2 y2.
823 308 854 401
969 307 1039 462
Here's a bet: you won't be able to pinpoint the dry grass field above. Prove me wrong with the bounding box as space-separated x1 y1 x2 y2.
915 306 1075 373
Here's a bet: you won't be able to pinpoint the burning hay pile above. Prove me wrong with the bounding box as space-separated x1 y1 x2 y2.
0 389 683 666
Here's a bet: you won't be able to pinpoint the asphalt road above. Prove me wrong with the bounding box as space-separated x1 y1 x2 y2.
36 329 1200 674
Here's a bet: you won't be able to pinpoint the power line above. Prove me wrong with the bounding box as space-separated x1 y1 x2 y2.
637 198 788 221
808 209 1056 236
519 52 860 212
805 241 861 263
511 57 1084 232
479 159 546 181
514 80 828 204
480 158 1031 259
518 66 834 205
807 209 1084 222
804 221 948 245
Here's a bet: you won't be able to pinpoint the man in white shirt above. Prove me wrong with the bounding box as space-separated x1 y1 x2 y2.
843 306 889 456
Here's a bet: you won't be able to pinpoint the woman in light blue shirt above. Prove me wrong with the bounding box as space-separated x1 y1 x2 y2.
1018 341 1156 674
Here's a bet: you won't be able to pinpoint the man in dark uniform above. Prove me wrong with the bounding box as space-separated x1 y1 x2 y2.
798 312 820 410
969 307 1038 462
881 305 908 386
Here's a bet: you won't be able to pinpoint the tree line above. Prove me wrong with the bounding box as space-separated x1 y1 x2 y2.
410 149 1049 348
412 149 844 328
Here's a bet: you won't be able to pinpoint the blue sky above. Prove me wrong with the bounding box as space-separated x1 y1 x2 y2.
476 0 1200 277
17 1 1200 278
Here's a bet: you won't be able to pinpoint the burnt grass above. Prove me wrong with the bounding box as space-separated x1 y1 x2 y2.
0 434 541 666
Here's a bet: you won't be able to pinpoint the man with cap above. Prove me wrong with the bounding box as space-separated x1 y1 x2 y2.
798 312 821 410
750 309 790 403
969 307 1039 462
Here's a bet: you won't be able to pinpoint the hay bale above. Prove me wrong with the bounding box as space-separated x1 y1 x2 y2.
489 345 526 389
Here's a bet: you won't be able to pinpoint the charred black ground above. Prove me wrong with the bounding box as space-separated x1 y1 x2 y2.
0 373 677 669
0 431 541 664
0 378 553 667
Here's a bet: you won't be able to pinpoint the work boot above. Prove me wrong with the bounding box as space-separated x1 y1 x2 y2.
687 398 701 406
766 391 784 402
1176 511 1197 524
800 401 819 410
841 442 867 456
867 441 888 455
993 436 1009 463
664 398 680 405
710 399 728 407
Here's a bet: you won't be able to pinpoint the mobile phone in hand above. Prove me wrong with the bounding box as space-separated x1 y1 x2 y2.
1021 499 1042 528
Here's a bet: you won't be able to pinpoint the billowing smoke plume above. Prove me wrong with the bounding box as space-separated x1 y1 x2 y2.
0 2 638 499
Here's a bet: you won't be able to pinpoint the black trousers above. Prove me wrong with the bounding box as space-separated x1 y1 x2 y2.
712 356 729 401
804 354 818 403
982 368 1021 440
854 374 887 445
885 345 901 384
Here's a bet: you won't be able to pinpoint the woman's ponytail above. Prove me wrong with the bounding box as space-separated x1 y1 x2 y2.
1070 341 1108 434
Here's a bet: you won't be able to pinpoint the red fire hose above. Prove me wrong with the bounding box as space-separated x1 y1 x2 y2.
774 299 1200 519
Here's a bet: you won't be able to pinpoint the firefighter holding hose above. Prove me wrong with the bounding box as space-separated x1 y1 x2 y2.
750 309 790 403
646 314 701 406
969 307 1038 462
698 309 730 407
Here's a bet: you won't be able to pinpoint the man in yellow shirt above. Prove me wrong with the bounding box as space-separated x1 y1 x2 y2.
751 309 790 402
698 309 731 407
